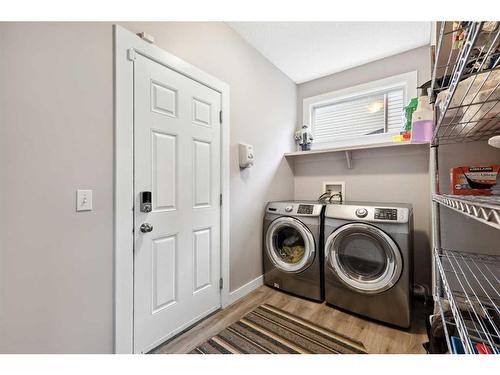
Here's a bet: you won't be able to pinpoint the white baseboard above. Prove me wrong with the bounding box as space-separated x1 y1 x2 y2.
225 275 263 307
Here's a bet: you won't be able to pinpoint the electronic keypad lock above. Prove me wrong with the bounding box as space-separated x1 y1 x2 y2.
140 191 152 213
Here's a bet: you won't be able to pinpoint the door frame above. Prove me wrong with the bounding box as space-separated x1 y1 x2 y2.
113 25 231 354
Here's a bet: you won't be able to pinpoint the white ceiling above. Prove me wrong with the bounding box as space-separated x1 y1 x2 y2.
227 22 431 84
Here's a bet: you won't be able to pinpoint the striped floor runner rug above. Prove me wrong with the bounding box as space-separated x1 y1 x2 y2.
190 304 367 354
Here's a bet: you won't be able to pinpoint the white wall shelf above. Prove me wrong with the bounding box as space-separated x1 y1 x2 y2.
284 141 415 157
284 141 418 169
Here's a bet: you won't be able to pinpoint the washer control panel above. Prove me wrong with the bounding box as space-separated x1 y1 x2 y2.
266 202 322 216
297 204 314 214
374 208 398 220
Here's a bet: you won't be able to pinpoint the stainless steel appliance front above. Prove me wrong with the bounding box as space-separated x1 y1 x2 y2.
263 201 324 302
324 202 413 328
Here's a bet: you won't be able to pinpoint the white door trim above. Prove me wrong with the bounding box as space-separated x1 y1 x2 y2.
113 25 231 354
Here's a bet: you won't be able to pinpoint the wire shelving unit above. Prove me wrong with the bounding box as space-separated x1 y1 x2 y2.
432 194 500 230
430 21 500 354
435 249 500 353
431 21 500 145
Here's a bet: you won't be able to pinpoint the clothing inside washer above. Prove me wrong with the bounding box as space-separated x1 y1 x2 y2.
274 226 306 264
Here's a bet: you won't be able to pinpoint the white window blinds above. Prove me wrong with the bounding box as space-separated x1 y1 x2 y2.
312 88 404 144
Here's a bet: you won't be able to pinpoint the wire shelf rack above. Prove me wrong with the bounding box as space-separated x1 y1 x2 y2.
433 194 500 230
435 248 500 354
431 21 500 145
435 297 454 352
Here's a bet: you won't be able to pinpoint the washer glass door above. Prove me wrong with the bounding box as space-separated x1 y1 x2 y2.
326 223 402 293
266 217 315 273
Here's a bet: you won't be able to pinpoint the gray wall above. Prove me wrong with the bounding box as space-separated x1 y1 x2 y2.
1 23 495 354
293 145 433 292
294 46 434 292
295 45 500 293
297 46 432 125
0 22 296 353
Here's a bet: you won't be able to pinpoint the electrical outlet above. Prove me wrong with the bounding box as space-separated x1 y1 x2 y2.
76 189 93 211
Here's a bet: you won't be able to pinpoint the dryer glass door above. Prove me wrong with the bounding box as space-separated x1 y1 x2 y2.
266 217 315 273
326 223 402 293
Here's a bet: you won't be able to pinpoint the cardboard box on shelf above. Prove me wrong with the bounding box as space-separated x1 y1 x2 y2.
451 165 500 195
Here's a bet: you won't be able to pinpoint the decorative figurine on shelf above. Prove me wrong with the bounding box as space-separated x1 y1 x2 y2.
294 125 314 151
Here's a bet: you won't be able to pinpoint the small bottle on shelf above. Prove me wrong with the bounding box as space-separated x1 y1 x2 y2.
411 95 434 144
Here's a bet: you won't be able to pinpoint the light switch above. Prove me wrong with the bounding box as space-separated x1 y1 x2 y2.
76 189 93 211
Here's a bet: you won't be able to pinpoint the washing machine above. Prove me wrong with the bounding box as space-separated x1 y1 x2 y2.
263 201 325 302
323 202 413 328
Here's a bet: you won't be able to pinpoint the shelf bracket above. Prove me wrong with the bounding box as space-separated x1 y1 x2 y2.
344 150 353 169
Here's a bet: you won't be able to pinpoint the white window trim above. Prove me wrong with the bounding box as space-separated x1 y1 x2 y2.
302 71 418 151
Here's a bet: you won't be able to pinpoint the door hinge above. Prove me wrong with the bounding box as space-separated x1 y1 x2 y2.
219 110 222 124
220 193 223 206
219 278 224 290
127 48 136 61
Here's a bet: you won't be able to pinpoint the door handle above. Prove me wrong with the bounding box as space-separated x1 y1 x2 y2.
140 223 153 233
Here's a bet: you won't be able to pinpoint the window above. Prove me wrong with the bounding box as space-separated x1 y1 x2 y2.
303 71 417 150
313 88 404 142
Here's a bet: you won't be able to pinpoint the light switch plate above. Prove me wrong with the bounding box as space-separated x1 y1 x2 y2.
76 189 93 211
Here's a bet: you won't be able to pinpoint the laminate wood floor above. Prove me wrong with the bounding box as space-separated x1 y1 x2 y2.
151 286 430 354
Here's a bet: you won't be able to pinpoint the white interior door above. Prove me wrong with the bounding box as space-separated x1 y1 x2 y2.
133 53 222 353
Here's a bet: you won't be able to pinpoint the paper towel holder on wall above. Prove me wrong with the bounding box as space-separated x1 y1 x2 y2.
239 143 254 169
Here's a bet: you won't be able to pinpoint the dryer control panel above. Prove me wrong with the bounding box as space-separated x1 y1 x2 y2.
374 208 398 220
297 204 314 214
325 203 411 223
